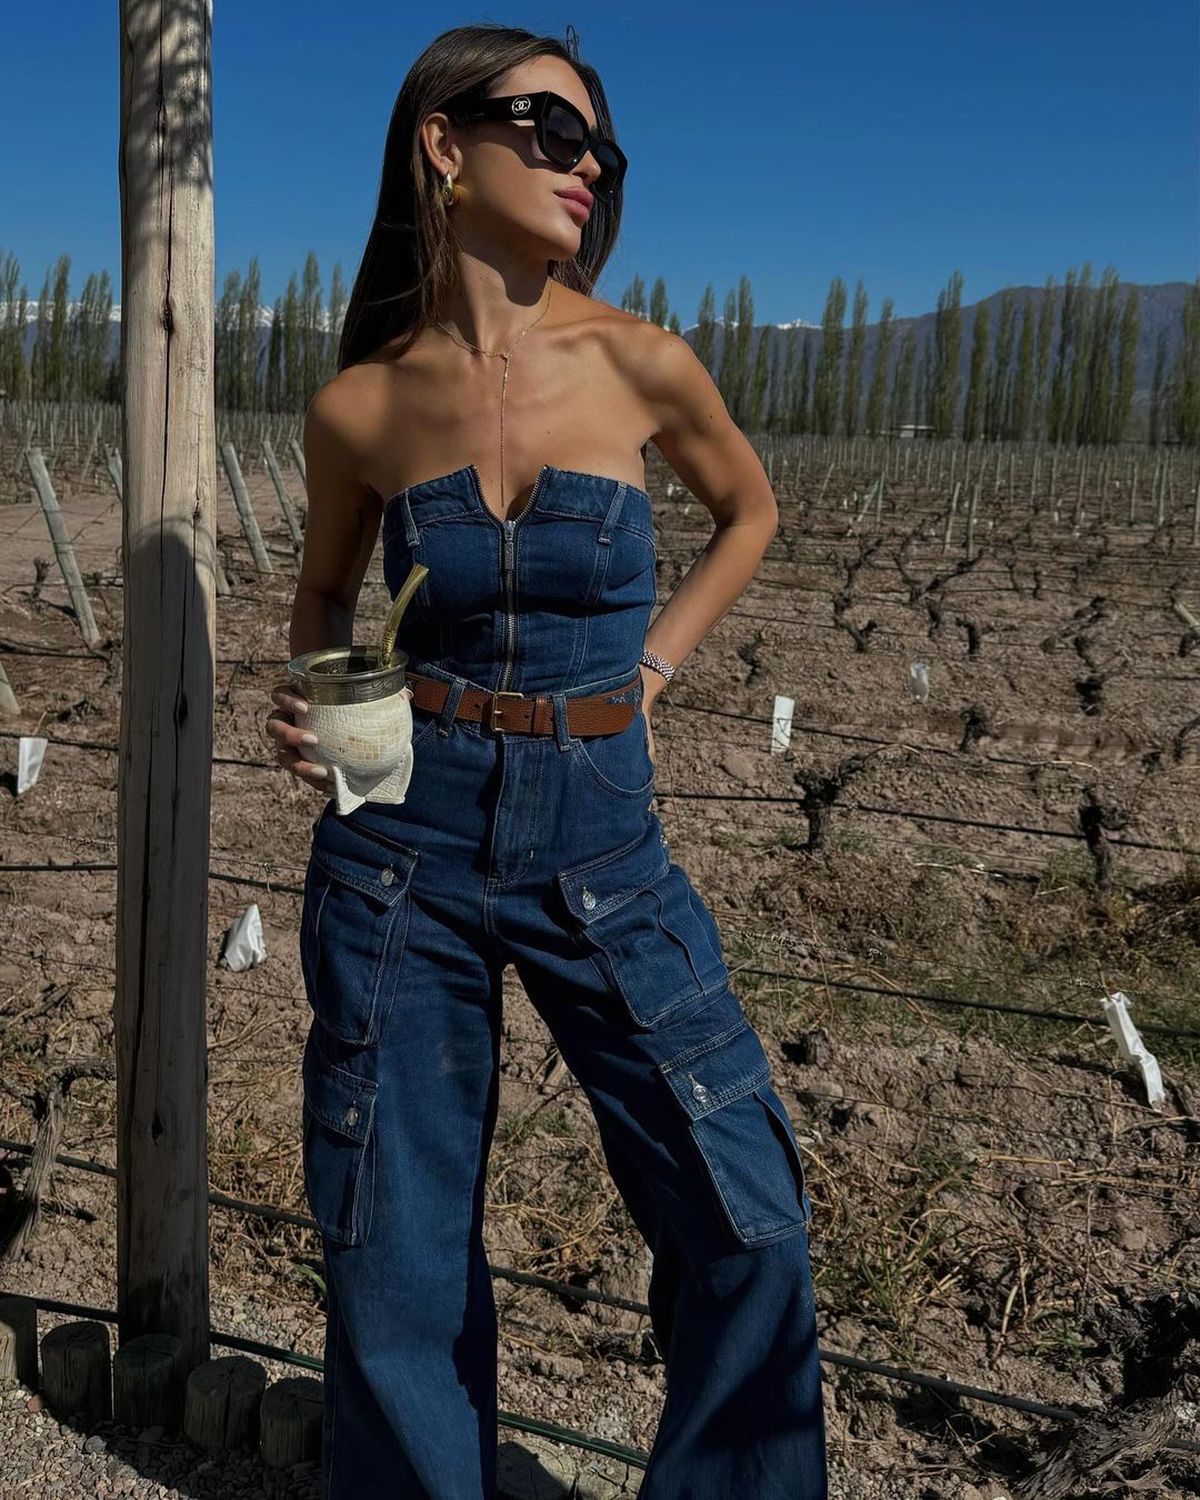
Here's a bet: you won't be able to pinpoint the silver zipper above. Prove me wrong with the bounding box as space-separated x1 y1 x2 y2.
500 519 517 692
470 463 546 695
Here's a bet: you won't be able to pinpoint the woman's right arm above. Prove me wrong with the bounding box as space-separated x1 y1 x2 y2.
267 376 385 793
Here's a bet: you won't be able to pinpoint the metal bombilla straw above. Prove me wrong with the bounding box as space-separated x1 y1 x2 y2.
287 561 430 705
377 562 430 670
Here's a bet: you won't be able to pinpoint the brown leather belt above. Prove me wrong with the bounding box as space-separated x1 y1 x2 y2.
404 670 643 736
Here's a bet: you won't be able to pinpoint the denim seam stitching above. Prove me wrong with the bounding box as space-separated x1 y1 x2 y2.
647 973 733 1031
560 833 668 908
659 1016 750 1073
311 845 415 905
302 1078 378 1138
683 1062 771 1116
374 899 413 1048
327 1273 343 1479
573 738 656 800
308 875 406 1045
691 1103 808 1243
759 1086 811 1206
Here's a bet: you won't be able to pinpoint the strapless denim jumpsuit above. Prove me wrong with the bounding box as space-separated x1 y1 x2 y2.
298 463 829 1499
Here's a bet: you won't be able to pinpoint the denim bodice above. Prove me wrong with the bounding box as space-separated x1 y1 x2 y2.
381 464 657 695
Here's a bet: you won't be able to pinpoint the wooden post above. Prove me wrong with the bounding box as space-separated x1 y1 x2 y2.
964 480 980 560
1155 452 1166 530
0 659 19 717
116 0 214 1375
184 1355 267 1450
41 1322 112 1422
262 436 303 550
106 445 124 500
24 448 102 647
0 1294 39 1387
260 1376 324 1468
288 434 307 484
941 479 961 555
81 413 105 492
1172 597 1200 635
1192 471 1199 547
1049 445 1060 518
113 1332 187 1431
219 439 273 572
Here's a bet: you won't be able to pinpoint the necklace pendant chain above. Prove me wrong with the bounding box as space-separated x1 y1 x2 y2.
435 284 553 521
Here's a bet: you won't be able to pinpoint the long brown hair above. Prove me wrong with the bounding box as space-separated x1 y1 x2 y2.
337 23 623 373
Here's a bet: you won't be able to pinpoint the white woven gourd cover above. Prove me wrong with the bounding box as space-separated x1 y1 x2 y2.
295 685 416 815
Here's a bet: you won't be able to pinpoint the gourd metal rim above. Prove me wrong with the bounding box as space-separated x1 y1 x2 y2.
288 646 412 705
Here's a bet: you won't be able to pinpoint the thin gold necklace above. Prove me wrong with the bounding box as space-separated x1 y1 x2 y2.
435 282 553 521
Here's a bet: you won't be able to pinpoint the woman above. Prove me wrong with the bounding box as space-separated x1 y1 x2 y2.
266 22 828 1500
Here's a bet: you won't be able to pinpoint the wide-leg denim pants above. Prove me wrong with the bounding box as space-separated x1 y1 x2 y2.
297 465 829 1498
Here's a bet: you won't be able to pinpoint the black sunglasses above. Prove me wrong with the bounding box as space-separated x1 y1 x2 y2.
446 90 627 204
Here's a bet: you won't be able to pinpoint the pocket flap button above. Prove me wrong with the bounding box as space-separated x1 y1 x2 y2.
581 886 596 910
379 867 395 886
691 1079 710 1104
343 1105 360 1128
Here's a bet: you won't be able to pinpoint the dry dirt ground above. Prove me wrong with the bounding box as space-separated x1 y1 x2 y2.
1 441 1198 1498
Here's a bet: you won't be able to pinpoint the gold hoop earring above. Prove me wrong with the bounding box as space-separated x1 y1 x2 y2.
441 170 456 207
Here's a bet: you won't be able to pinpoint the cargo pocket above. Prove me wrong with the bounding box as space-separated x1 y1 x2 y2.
659 1017 810 1248
301 1032 379 1248
556 822 728 1029
300 807 420 1047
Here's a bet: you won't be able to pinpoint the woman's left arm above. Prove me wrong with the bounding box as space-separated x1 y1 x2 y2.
627 324 780 714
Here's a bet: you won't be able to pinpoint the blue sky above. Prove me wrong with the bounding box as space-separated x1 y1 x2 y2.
2 1 1196 327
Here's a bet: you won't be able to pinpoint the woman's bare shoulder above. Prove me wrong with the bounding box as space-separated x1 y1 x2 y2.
559 289 645 341
302 362 406 511
551 291 684 385
577 299 699 411
305 354 420 459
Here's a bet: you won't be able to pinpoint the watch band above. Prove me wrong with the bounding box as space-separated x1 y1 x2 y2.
640 648 676 684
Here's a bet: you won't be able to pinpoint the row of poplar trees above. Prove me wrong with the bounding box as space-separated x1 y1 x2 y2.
0 247 343 414
621 264 1200 447
3 243 1197 447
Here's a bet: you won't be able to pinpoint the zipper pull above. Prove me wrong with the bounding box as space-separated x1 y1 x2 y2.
503 519 515 574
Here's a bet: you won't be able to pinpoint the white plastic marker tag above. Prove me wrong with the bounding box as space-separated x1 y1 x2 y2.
772 694 795 755
17 736 48 794
1100 990 1165 1111
221 904 267 971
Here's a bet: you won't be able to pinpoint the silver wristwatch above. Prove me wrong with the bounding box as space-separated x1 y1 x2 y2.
640 648 676 684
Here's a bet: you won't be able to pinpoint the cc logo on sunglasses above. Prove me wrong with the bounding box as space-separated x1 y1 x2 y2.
511 96 531 114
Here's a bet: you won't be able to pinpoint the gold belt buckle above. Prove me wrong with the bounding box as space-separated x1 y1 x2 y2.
483 689 525 733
